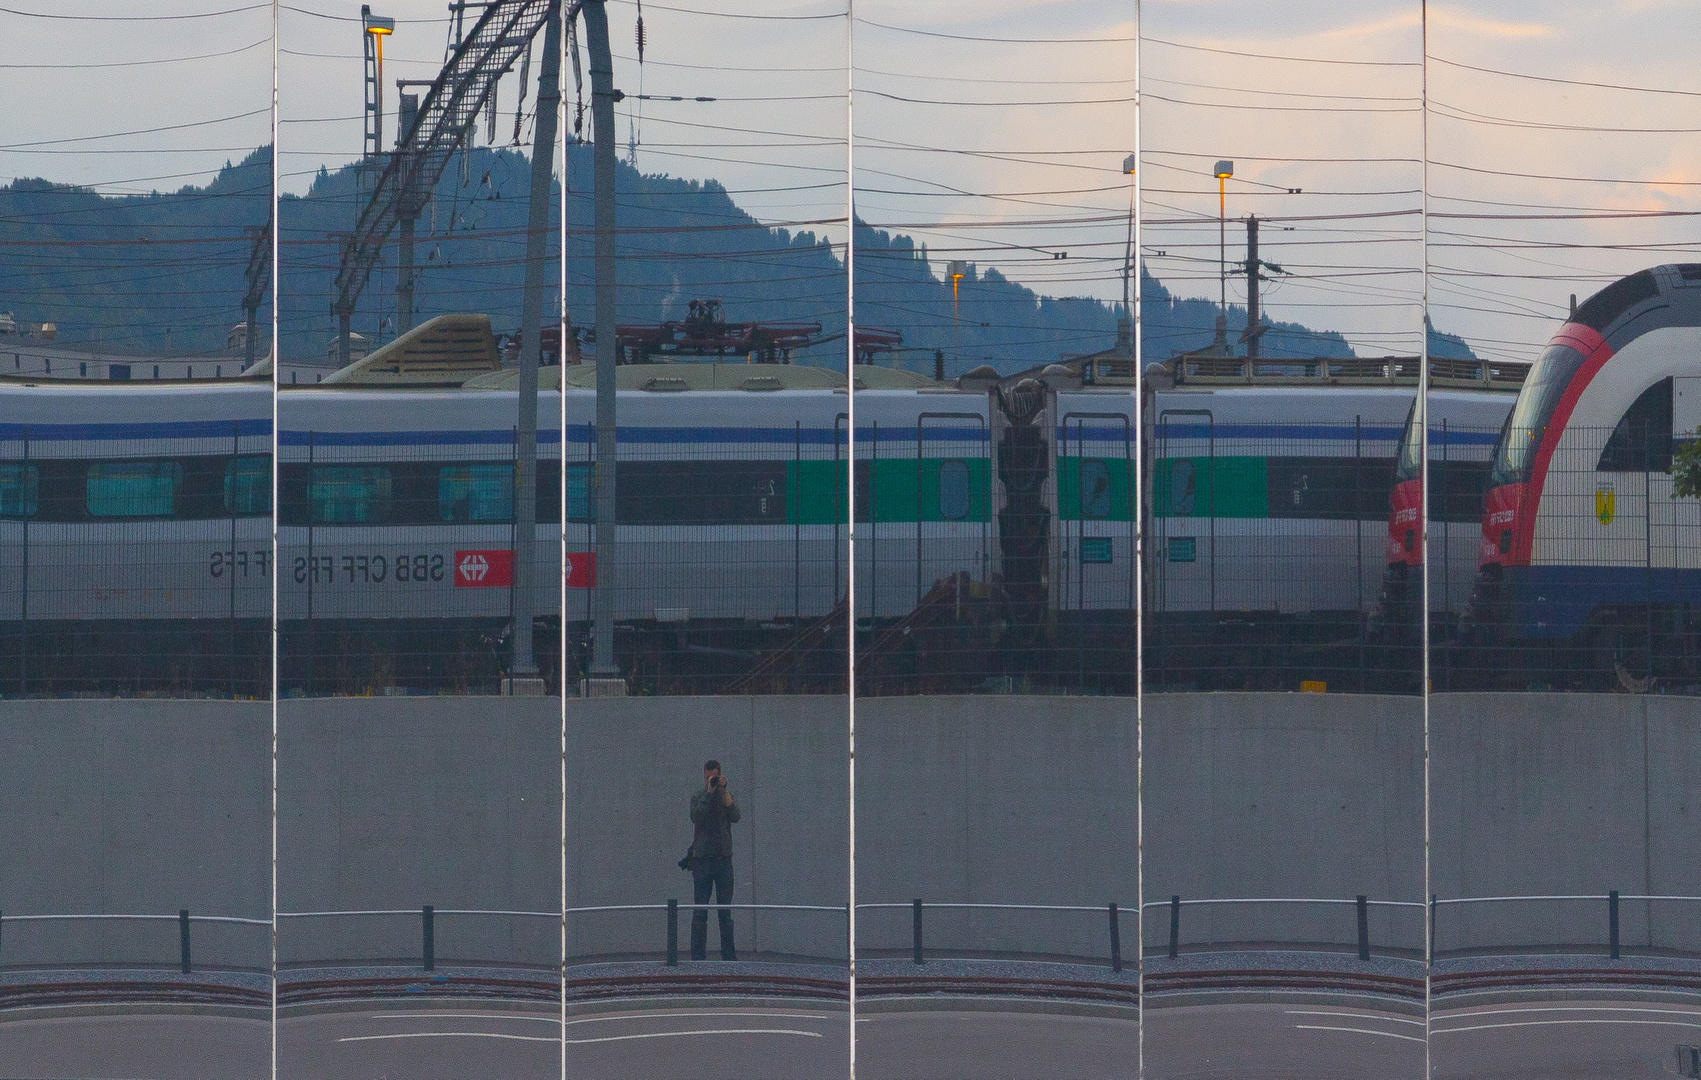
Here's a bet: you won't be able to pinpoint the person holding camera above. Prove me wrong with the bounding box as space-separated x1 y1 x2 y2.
686 759 741 961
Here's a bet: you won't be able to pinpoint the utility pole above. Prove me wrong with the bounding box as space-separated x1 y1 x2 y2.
1244 214 1260 361
395 90 422 335
507 0 562 692
582 0 623 688
241 219 270 369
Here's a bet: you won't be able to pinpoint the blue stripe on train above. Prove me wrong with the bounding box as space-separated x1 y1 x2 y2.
0 419 272 440
1508 564 1701 639
280 426 993 447
1155 422 1404 442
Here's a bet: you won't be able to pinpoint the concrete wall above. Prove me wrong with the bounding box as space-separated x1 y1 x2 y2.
277 697 560 969
1430 692 1701 955
564 696 849 961
1 692 1695 972
1144 693 1426 955
0 701 269 970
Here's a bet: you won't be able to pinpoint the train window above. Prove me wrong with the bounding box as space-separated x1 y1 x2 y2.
439 464 513 522
566 463 595 523
1598 377 1673 473
1169 459 1197 515
938 459 971 521
223 456 271 515
1079 459 1112 520
86 461 184 517
0 463 37 518
1492 342 1587 486
309 466 392 524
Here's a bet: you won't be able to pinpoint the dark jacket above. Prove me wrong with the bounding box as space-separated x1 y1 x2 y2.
689 786 741 863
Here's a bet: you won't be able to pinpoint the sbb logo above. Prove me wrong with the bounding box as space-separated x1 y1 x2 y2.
454 549 513 587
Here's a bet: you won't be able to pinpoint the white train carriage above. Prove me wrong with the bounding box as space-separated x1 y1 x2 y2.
852 386 993 621
0 380 271 624
1146 385 1416 624
1053 386 1139 614
279 366 996 632
276 388 563 624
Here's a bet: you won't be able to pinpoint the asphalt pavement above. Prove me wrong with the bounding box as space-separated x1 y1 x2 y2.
1 993 1695 1079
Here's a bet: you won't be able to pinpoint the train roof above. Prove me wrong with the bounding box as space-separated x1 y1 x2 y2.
457 361 939 392
1570 264 1701 350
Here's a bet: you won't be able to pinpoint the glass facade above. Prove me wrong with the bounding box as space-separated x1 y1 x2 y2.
0 1 1696 1077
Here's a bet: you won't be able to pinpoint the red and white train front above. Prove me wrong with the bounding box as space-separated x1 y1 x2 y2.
1467 265 1701 662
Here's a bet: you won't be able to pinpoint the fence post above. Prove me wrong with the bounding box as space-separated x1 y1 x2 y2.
422 905 435 971
1609 890 1620 960
912 899 924 965
1356 895 1370 961
1108 903 1122 973
1168 896 1180 959
666 899 678 966
179 909 191 974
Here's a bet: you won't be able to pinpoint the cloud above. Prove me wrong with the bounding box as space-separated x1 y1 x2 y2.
1426 4 1552 39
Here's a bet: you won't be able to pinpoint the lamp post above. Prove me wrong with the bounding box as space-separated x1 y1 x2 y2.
947 259 968 377
1213 160 1233 317
361 8 394 158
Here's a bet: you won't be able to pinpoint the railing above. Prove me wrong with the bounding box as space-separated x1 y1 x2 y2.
11 893 1697 978
1433 892 1701 961
1148 895 1424 963
275 906 557 972
0 910 269 974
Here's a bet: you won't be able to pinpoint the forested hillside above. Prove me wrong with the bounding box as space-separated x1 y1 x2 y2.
0 142 1473 370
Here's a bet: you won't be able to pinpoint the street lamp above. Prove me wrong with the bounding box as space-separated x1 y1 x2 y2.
1213 160 1234 317
362 7 395 155
947 260 969 377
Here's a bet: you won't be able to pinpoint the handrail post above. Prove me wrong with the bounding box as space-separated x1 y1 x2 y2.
666 899 678 966
179 909 191 974
1108 903 1122 973
1609 890 1620 960
422 905 435 972
1429 894 1437 956
912 899 924 965
1168 896 1180 959
1356 895 1370 961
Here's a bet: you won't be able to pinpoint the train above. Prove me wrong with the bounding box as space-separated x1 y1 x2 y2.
1376 388 1521 639
1462 263 1701 690
0 378 271 695
0 338 1544 696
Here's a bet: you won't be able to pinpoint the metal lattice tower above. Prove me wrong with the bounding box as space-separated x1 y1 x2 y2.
333 0 556 365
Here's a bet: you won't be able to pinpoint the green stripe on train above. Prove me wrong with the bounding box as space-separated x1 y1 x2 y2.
1151 456 1268 518
786 458 992 525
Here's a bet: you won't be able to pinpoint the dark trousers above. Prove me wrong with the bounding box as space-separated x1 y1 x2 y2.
690 856 736 960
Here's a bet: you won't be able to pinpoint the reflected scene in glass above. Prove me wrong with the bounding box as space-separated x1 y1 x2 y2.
561 0 852 1076
0 1 273 1075
274 3 562 1076
1139 1 1426 1075
1426 3 1701 1075
848 3 1139 1078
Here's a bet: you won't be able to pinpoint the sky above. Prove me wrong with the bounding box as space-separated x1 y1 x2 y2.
0 0 1696 362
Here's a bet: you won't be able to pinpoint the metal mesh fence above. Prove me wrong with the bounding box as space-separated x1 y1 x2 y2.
1145 417 1417 694
0 421 270 698
1442 423 1701 694
17 404 1693 698
277 427 562 696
